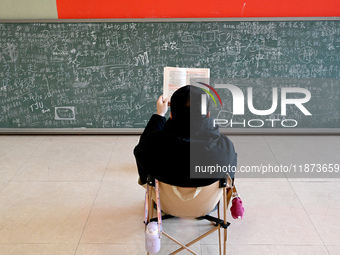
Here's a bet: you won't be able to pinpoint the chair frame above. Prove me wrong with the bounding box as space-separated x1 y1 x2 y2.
144 176 233 255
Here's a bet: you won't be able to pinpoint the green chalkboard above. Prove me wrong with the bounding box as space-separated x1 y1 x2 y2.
0 19 339 133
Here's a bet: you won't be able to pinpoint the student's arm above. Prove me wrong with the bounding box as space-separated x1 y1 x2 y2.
156 95 169 117
134 96 169 185
139 96 169 142
141 114 166 138
134 115 165 185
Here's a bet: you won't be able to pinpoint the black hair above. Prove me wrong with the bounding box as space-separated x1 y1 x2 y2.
170 85 209 123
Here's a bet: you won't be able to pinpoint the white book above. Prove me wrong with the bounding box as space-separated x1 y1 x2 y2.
163 67 210 99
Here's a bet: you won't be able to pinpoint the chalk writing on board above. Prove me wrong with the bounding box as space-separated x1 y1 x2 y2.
0 20 339 129
55 107 76 120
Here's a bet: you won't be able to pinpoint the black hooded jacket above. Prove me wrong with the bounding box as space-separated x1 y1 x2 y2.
134 114 237 187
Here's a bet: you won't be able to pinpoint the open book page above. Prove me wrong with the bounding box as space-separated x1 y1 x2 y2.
163 67 210 99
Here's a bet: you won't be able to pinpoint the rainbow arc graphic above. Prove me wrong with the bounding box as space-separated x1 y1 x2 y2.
196 82 223 107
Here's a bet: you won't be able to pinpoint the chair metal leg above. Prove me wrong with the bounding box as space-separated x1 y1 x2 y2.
217 201 222 255
167 222 220 255
146 185 154 255
144 181 231 255
223 187 227 255
147 187 154 222
164 193 228 255
163 231 199 255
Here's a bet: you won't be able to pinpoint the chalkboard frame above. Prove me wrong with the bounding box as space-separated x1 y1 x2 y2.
0 17 339 135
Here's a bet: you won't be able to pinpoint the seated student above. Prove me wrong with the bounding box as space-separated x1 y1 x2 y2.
134 85 237 187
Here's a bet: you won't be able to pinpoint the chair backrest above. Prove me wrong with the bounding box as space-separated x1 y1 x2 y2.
150 181 224 218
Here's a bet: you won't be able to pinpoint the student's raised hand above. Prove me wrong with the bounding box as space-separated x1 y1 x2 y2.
156 96 169 117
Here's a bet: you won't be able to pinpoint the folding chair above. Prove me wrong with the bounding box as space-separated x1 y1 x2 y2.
144 174 235 255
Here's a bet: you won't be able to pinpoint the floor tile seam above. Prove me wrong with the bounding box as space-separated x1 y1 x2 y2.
263 136 284 165
8 138 46 183
73 182 103 255
232 180 340 184
73 140 118 255
240 137 327 248
325 246 332 255
288 181 329 249
262 136 290 181
77 242 146 245
215 242 330 246
0 242 78 245
40 141 119 145
66 242 335 247
201 244 329 247
99 139 120 182
288 180 340 183
4 181 103 184
0 182 9 194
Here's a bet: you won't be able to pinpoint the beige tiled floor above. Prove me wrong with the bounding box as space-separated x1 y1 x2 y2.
0 135 339 255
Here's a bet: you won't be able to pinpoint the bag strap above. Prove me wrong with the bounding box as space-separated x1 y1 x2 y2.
172 186 202 201
144 179 163 238
155 179 163 238
144 184 150 225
